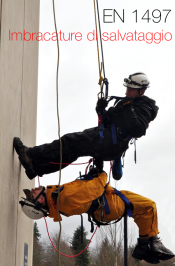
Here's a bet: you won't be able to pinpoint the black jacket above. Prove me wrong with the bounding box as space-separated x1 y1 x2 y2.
104 96 159 138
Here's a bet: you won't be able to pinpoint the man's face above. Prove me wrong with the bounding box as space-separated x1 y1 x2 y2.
23 186 46 206
125 87 140 98
125 87 145 98
31 186 43 200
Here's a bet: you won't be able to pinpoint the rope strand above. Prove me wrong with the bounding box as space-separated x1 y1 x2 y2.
95 0 106 79
52 0 62 265
93 0 103 88
44 215 98 258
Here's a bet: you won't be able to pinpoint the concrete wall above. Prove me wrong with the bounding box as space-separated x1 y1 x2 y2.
0 0 40 265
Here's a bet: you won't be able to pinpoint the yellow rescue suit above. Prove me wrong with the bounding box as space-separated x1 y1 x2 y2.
46 172 159 238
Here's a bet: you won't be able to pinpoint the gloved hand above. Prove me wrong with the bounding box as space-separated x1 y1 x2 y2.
122 96 133 107
96 98 108 115
97 98 108 109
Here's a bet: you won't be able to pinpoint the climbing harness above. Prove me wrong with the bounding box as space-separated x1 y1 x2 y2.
68 171 133 234
96 98 132 149
96 95 137 165
87 184 133 233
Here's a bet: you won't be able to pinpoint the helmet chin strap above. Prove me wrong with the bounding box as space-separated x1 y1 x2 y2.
33 186 48 209
33 186 45 202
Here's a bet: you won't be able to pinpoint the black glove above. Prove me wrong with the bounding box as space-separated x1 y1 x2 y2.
122 96 133 107
96 98 108 115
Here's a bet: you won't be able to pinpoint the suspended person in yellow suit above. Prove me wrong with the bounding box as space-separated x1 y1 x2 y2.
20 167 174 264
14 72 158 180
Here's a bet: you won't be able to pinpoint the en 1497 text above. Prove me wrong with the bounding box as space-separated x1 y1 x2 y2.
103 9 171 23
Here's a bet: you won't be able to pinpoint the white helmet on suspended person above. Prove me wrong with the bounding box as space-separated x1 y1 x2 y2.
123 72 150 90
19 187 48 220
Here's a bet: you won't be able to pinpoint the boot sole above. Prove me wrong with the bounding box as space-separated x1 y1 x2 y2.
13 137 23 155
132 253 160 264
14 137 37 179
153 251 174 261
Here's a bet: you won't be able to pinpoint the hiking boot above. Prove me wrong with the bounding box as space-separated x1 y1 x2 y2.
150 235 175 261
13 137 37 180
132 238 160 264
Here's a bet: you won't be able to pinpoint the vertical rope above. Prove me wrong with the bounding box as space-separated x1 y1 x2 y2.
93 0 103 89
95 0 106 79
52 1 62 265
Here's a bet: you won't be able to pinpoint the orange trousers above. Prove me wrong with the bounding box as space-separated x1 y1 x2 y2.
90 185 159 238
121 190 159 237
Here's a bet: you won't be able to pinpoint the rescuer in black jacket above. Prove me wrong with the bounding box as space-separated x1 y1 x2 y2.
14 72 158 180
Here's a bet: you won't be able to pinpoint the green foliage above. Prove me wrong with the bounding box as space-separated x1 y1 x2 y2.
33 222 43 266
71 226 90 266
34 222 41 240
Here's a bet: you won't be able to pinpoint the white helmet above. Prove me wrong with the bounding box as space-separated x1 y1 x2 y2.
123 72 150 90
19 199 48 219
19 187 48 220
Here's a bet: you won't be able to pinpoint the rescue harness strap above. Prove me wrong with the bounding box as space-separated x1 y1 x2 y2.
97 96 132 148
77 174 133 232
97 96 137 163
47 173 132 254
86 182 133 233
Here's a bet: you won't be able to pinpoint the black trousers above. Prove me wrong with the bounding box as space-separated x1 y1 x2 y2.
29 127 128 176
